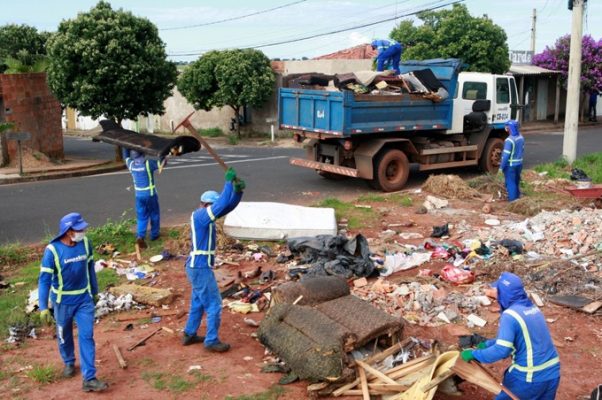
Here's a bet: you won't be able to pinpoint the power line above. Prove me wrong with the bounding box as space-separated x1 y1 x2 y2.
169 0 463 57
160 0 307 31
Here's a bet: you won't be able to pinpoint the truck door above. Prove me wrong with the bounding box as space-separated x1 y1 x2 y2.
492 77 511 126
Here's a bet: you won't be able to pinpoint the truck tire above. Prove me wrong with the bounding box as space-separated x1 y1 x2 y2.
371 149 410 192
479 138 504 173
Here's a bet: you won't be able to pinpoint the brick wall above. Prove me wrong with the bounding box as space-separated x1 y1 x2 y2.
0 73 63 161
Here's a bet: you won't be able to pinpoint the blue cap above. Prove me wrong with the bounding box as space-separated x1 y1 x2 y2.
52 212 89 242
200 190 219 203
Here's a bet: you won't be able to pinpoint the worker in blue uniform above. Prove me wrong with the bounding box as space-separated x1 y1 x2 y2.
461 272 560 400
371 39 403 74
38 213 108 392
500 120 524 202
182 167 245 352
123 148 163 249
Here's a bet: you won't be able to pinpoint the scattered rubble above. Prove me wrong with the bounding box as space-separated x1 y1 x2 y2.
109 284 174 307
95 292 141 318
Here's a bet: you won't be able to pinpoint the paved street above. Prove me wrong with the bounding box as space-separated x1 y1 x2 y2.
2 127 601 245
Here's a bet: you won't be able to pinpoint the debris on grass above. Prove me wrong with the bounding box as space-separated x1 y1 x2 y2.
422 174 480 199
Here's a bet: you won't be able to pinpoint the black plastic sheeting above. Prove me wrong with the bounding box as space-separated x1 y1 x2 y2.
94 120 201 158
287 234 375 279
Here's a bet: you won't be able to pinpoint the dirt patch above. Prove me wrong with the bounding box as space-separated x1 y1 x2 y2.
7 148 62 170
422 174 480 199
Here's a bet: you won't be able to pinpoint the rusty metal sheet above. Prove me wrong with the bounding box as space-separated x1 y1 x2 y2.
94 120 200 158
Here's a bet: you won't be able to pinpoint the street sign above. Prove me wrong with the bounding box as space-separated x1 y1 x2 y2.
5 131 31 141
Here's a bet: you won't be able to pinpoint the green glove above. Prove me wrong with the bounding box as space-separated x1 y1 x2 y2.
461 349 475 362
225 167 237 182
234 179 246 192
40 309 54 326
477 341 488 349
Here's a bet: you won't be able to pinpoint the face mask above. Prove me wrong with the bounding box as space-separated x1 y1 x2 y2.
72 231 85 242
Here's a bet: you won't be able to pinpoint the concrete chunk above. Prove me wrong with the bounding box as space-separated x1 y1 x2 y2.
109 284 174 307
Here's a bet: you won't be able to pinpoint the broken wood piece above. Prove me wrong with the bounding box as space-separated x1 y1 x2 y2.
362 337 413 365
420 369 455 392
358 366 370 400
221 260 240 266
112 344 127 369
292 295 304 305
452 359 519 399
135 243 141 261
161 326 174 334
356 360 398 385
307 382 330 392
583 300 602 314
368 383 408 392
127 327 162 351
374 354 435 381
530 292 545 307
332 378 360 397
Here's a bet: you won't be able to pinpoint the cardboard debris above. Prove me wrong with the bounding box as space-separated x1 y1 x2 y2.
109 284 174 307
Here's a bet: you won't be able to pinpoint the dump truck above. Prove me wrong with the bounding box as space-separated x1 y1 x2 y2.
279 59 520 192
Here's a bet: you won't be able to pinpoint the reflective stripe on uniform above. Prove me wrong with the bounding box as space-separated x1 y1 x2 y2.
190 213 197 266
496 339 514 348
207 206 216 222
40 267 54 274
505 309 559 382
47 237 92 304
505 137 523 166
133 160 156 195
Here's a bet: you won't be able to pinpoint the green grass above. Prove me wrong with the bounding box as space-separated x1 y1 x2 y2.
357 194 386 202
0 243 31 266
228 134 240 145
317 198 376 230
389 194 413 207
96 269 121 292
533 151 602 183
86 216 137 256
0 261 40 337
225 386 286 400
142 370 212 393
198 127 223 137
143 371 167 390
26 364 58 384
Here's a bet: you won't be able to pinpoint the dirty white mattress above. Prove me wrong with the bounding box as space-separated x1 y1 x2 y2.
223 202 337 240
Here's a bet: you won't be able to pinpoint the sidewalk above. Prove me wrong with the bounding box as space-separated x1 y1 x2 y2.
521 119 599 133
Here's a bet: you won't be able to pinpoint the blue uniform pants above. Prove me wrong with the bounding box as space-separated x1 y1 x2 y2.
135 195 160 240
376 43 402 74
504 165 522 202
184 267 223 346
496 373 559 400
53 299 96 381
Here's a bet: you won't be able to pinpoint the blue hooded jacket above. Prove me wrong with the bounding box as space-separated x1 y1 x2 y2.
123 148 160 198
473 272 560 383
500 120 524 170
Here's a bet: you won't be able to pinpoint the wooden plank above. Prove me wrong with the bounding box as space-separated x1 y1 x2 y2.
362 337 413 365
451 359 510 396
420 370 455 392
358 366 370 400
583 300 602 314
112 344 127 369
356 360 398 385
368 383 408 392
332 378 360 397
127 327 162 351
530 292 545 307
388 361 434 380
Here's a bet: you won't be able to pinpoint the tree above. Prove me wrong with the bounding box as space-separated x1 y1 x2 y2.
178 49 275 137
0 24 49 72
46 1 177 124
390 4 510 74
532 34 602 93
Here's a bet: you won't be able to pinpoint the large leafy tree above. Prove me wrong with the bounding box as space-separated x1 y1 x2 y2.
46 1 177 123
390 4 510 74
178 49 275 137
532 34 602 93
0 24 49 72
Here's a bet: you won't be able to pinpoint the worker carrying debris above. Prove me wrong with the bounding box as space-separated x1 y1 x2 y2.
182 167 245 352
462 272 560 400
38 213 108 392
123 148 164 249
371 38 403 74
500 120 524 202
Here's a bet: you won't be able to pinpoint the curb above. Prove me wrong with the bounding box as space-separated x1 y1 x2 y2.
0 162 126 185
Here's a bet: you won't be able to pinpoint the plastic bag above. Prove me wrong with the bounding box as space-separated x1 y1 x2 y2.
440 264 475 285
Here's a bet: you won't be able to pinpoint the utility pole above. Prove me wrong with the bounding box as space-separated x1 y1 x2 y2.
563 0 585 163
530 8 537 54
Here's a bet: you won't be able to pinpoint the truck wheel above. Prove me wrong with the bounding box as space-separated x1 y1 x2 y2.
372 149 410 192
480 138 503 173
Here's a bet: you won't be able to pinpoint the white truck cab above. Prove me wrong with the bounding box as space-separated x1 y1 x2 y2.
448 72 520 134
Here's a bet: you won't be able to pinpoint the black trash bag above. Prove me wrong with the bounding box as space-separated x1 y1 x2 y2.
431 223 449 238
474 243 491 256
570 168 590 181
458 333 489 349
498 239 524 255
287 234 375 278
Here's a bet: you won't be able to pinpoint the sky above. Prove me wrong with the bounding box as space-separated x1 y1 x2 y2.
1 0 601 61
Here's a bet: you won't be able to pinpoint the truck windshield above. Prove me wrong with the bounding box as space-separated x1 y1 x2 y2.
462 82 487 100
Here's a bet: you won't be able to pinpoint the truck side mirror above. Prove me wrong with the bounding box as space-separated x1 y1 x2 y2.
472 100 491 112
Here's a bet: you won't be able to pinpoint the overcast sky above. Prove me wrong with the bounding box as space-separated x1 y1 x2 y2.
1 0 600 61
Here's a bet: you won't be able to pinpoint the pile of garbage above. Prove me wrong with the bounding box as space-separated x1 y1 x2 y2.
95 291 141 318
487 208 602 257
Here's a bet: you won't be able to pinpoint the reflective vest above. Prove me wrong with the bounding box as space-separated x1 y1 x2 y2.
503 135 524 167
43 237 93 304
189 206 217 268
128 159 156 196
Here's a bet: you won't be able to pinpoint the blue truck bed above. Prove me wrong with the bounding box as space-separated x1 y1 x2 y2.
279 59 462 137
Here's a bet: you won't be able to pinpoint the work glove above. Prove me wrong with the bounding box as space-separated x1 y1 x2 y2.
225 167 237 182
94 294 100 305
234 179 246 192
461 349 475 362
477 341 488 349
40 309 54 326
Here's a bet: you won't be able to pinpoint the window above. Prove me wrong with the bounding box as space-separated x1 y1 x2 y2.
462 82 487 100
496 78 510 104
